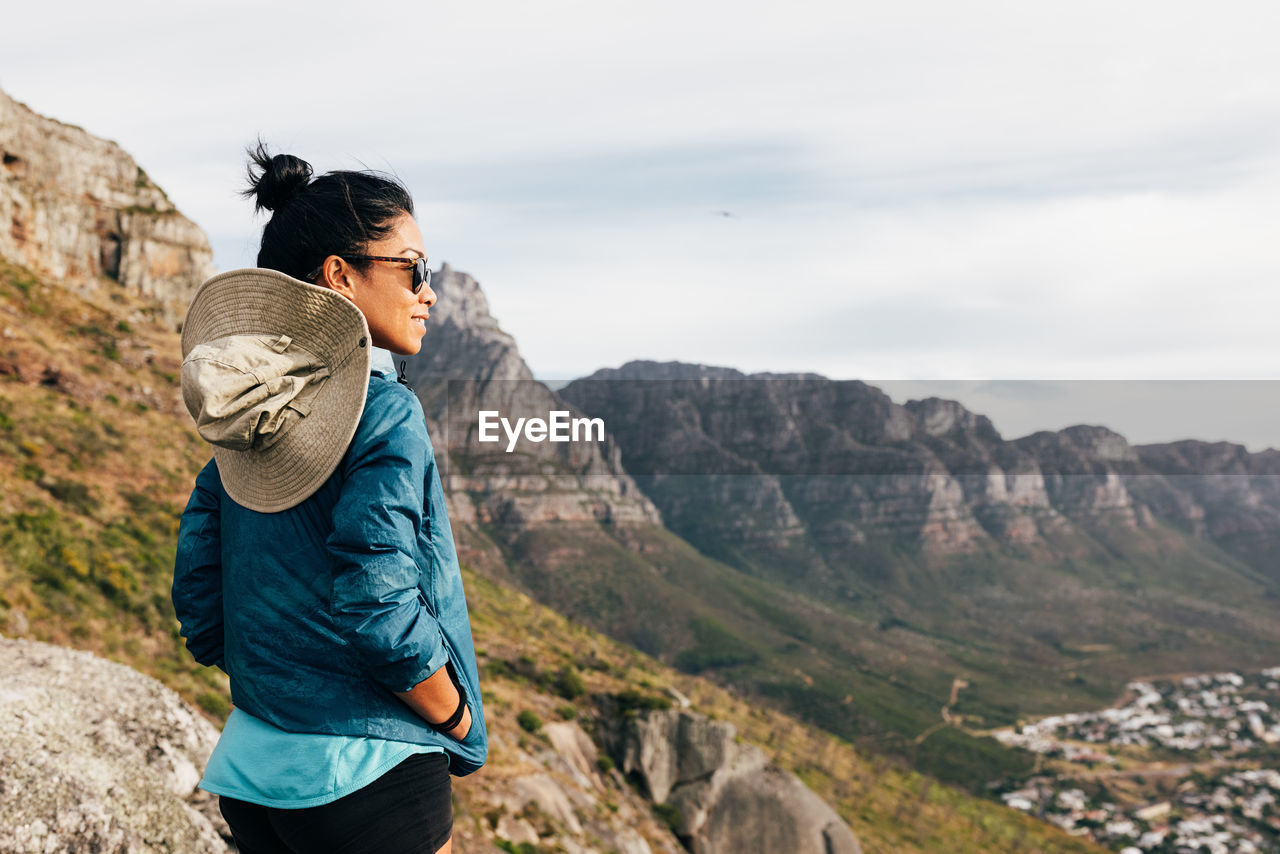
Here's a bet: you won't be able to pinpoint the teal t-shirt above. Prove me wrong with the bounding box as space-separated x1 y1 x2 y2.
199 707 444 809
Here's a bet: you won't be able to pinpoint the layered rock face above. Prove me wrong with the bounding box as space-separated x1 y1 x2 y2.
561 362 1280 575
402 264 661 540
608 708 861 854
561 363 1007 559
1130 440 1280 572
0 636 229 853
0 88 215 326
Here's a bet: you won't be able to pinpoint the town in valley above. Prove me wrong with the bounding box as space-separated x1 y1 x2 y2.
993 668 1280 853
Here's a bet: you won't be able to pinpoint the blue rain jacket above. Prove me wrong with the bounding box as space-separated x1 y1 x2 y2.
172 366 487 775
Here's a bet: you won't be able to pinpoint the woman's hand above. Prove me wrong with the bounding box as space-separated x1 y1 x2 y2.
393 663 472 741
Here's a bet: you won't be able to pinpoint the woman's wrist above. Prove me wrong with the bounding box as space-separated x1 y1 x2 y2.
428 685 467 733
393 660 471 737
443 705 472 741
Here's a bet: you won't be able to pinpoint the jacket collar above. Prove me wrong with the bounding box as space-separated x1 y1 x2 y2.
370 346 396 378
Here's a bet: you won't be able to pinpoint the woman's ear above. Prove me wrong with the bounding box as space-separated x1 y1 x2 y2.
318 255 357 301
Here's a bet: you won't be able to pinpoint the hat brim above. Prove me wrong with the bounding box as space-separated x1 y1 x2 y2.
182 269 372 513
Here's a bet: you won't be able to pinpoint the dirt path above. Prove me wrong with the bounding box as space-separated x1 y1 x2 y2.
915 676 970 744
1072 757 1240 781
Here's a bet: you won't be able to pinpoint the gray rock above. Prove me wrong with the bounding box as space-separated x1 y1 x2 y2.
0 636 229 853
699 765 861 854
502 772 584 835
621 709 762 804
615 708 861 854
544 721 605 791
494 814 540 846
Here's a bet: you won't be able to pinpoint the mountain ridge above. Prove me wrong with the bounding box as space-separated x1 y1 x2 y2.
0 87 214 326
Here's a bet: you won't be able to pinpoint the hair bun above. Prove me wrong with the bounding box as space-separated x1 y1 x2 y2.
243 141 313 213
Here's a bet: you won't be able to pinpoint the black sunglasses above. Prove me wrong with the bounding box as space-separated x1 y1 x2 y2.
307 256 431 293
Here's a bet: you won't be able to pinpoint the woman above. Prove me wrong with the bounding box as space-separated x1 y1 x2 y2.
172 144 486 854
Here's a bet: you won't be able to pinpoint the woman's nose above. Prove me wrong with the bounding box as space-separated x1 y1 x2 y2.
419 283 437 308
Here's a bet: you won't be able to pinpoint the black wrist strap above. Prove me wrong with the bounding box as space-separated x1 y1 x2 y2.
430 661 467 733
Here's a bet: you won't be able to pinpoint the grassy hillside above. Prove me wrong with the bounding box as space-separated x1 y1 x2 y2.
0 259 224 711
0 259 1105 853
465 570 1103 853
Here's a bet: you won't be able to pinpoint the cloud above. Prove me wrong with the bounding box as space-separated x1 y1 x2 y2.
4 0 1280 407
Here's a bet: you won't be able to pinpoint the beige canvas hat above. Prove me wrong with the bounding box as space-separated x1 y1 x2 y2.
180 268 372 513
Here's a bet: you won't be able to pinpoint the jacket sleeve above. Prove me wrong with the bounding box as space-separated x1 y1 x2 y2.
327 385 450 693
172 460 226 671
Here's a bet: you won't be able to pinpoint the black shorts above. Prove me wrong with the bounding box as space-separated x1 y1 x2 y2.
218 751 453 854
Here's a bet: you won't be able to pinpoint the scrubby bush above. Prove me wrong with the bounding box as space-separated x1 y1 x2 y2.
517 709 543 734
42 477 98 516
653 802 683 832
553 665 585 700
615 687 672 715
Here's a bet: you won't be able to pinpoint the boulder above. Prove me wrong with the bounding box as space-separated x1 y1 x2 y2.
614 708 861 854
697 765 861 854
0 636 229 853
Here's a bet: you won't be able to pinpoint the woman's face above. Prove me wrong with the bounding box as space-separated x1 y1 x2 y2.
328 212 437 355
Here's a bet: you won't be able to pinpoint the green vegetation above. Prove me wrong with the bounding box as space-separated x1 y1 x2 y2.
121 204 178 217
516 709 543 733
553 665 585 699
674 616 763 671
614 686 672 715
0 259 218 708
652 802 682 833
495 841 542 854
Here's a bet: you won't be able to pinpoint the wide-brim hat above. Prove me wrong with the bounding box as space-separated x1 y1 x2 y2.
180 268 372 513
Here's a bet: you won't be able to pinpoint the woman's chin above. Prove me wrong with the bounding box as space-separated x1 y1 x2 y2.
388 339 423 357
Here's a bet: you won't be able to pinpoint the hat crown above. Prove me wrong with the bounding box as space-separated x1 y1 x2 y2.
182 333 331 452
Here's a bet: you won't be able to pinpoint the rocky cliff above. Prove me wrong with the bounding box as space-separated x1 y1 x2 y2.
393 323 1280 791
0 88 214 326
560 361 1280 573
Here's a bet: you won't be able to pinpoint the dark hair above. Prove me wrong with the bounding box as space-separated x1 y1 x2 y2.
241 140 414 281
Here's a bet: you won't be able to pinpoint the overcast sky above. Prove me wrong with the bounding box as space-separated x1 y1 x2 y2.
5 1 1280 447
